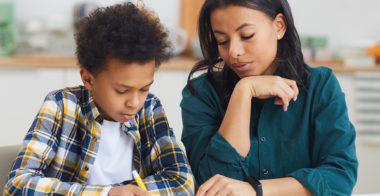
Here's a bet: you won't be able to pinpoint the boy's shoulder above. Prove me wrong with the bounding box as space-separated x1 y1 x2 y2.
35 86 92 126
46 86 88 103
43 86 91 116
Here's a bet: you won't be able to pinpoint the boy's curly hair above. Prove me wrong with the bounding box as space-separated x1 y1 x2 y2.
75 2 170 75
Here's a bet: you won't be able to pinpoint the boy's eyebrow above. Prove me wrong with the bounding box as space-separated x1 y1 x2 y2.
214 23 256 35
116 80 154 88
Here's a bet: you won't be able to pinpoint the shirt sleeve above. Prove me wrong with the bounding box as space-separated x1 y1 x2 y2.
140 97 194 196
101 186 112 196
180 83 252 185
4 93 106 196
286 69 358 196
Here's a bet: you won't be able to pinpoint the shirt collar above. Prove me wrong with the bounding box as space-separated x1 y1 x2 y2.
82 87 103 124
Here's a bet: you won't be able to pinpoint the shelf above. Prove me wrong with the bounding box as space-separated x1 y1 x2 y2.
1 55 380 72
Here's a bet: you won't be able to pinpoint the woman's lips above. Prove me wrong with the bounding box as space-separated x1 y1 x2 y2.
232 62 252 72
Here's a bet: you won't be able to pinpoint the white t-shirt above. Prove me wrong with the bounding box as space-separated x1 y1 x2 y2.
87 119 134 187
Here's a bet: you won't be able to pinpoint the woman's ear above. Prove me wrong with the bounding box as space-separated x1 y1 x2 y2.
274 13 287 40
80 68 95 90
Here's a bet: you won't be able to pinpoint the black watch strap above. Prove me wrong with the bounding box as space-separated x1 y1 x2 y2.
247 176 263 196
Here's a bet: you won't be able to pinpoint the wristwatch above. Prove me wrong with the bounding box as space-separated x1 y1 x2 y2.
247 176 263 196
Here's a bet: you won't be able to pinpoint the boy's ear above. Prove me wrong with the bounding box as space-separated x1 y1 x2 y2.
274 13 286 39
80 68 95 90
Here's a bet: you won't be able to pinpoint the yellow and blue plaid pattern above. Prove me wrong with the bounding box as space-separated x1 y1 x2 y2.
4 86 194 195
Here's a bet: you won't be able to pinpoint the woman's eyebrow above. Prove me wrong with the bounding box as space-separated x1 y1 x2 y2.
235 23 255 31
213 23 256 35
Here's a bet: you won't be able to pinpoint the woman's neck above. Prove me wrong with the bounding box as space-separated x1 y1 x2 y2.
263 61 279 75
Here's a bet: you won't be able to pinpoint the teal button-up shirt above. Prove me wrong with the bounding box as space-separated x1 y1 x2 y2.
181 66 358 196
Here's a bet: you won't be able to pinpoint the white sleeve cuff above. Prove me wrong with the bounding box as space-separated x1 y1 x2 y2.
101 186 112 196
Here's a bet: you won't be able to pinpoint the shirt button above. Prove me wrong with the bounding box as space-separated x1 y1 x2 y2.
260 137 266 142
263 169 269 175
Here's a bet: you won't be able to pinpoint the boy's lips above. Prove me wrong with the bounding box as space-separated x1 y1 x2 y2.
121 113 135 120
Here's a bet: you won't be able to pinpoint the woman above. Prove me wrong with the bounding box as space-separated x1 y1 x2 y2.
180 0 358 195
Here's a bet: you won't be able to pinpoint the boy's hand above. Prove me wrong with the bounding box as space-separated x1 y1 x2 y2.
108 184 151 196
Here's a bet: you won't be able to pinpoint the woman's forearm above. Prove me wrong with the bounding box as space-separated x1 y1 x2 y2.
218 81 252 157
260 177 312 196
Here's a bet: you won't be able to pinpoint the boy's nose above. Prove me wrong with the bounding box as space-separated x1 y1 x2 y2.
125 93 140 108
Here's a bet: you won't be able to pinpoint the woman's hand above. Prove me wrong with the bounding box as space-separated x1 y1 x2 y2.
108 184 151 196
196 174 256 196
237 76 299 111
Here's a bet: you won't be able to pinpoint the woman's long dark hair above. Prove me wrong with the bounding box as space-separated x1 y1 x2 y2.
187 0 310 109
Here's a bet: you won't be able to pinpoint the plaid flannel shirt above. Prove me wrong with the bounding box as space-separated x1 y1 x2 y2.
4 86 194 196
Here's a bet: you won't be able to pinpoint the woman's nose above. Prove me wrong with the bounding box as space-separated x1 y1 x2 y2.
229 39 244 58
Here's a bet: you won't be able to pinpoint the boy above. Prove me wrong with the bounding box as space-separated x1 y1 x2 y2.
4 3 194 196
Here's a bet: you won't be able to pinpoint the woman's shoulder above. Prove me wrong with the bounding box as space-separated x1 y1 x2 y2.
306 65 342 97
307 65 337 87
189 72 211 86
183 72 216 94
304 65 333 78
182 72 223 107
309 65 333 76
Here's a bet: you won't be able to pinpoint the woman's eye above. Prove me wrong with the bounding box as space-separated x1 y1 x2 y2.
217 40 228 45
242 34 255 40
140 89 149 92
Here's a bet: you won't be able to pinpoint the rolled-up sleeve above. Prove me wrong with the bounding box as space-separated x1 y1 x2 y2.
141 97 194 196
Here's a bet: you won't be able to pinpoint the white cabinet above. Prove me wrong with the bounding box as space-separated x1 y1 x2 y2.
336 73 380 194
150 70 188 139
335 73 380 194
0 68 69 146
336 73 356 122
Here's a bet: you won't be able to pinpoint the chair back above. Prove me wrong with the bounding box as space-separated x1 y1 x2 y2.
0 145 20 192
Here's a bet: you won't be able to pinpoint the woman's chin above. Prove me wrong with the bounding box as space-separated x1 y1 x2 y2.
238 70 262 78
